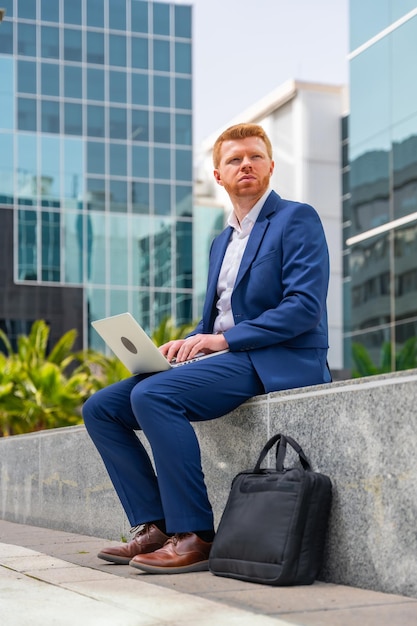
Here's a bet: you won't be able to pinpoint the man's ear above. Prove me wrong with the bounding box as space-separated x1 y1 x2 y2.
213 170 223 186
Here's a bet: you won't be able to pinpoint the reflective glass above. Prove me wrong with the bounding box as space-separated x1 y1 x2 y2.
109 70 126 103
131 73 149 105
394 224 417 329
18 209 37 281
41 211 61 282
64 65 82 99
0 20 13 54
17 134 37 200
64 102 82 135
154 218 172 288
63 138 84 205
175 149 191 182
153 39 170 71
18 60 37 94
176 221 192 288
154 148 171 180
88 288 107 347
109 0 126 31
174 5 191 38
87 0 104 28
131 214 151 285
131 37 148 69
154 183 171 215
89 213 107 284
64 28 82 61
87 68 105 101
0 133 14 200
18 98 37 131
392 18 417 127
131 181 149 214
86 177 106 211
109 214 128 285
392 117 417 219
153 3 170 35
109 179 128 212
40 136 60 198
0 58 14 129
175 114 191 146
18 23 37 56
110 289 129 315
154 293 172 323
64 0 82 25
18 0 36 19
1 0 13 17
41 63 59 97
109 143 127 176
109 34 126 67
131 0 148 33
153 75 170 107
131 109 149 141
87 105 105 137
132 145 149 177
64 212 84 283
41 26 60 59
109 107 127 139
154 111 170 143
350 0 389 51
175 42 191 74
175 78 191 110
41 100 59 133
41 0 60 22
391 0 417 21
175 185 192 217
87 141 105 174
87 31 105 64
176 294 192 326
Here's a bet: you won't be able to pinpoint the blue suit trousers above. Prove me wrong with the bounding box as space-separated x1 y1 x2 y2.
82 351 264 533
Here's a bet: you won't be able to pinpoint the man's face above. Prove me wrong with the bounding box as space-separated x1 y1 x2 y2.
213 136 274 200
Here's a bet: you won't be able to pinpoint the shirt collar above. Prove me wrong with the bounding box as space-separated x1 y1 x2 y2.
227 189 272 232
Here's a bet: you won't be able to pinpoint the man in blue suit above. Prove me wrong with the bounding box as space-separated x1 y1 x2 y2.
83 123 331 574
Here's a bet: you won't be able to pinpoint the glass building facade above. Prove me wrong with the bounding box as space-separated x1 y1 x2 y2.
343 1 417 369
0 0 193 351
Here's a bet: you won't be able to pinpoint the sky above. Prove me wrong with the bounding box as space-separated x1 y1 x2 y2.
178 0 350 147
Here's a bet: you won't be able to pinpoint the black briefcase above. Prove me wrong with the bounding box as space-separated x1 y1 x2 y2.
209 433 332 585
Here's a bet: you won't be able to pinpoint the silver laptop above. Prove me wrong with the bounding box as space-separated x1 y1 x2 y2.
91 312 228 374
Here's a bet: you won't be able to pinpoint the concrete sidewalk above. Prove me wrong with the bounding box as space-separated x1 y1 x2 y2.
1 520 417 626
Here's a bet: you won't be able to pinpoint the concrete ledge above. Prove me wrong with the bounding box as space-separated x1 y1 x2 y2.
1 369 417 599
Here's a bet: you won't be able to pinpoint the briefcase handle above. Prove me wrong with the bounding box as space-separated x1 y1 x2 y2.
254 433 312 473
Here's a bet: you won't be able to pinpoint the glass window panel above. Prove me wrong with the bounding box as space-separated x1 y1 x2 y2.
153 3 170 35
175 185 192 217
109 0 126 31
154 220 172 288
154 183 171 215
87 0 104 27
153 75 170 107
350 0 389 51
174 5 191 38
176 294 192 326
18 23 37 56
64 65 83 99
87 105 105 137
175 149 191 182
0 20 13 54
18 209 37 281
41 0 60 22
64 212 84 283
109 107 127 139
87 31 105 64
175 113 191 146
392 118 417 220
64 0 82 25
132 145 149 178
131 214 151 285
63 138 84 205
64 28 82 61
153 147 170 180
87 141 105 174
0 92 14 130
131 73 149 105
153 39 170 71
18 98 37 131
109 34 126 66
176 221 192 288
0 133 14 200
18 0 36 19
0 57 14 129
89 213 107 284
17 134 37 200
18 60 37 94
131 181 149 214
109 179 128 212
131 36 148 69
154 111 170 144
131 109 149 141
392 19 417 127
41 62 59 97
110 289 129 316
175 42 191 74
41 100 60 133
87 68 105 101
40 136 60 198
109 70 127 103
109 143 127 176
109 214 128 285
86 177 106 211
2 0 13 17
41 211 61 282
131 0 148 33
41 26 60 59
154 293 172 323
391 1 417 21
64 102 83 135
175 78 191 110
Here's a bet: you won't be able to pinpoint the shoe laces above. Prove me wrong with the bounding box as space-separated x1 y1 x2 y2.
129 523 151 537
167 532 191 545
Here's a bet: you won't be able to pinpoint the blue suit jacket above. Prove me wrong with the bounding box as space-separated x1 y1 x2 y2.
193 191 331 393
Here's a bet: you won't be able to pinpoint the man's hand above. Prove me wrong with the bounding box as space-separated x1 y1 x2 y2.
159 334 229 363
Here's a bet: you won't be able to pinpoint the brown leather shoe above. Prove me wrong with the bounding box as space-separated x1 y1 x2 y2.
97 523 169 564
129 532 212 574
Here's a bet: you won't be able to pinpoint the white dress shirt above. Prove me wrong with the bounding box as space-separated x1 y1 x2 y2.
213 189 271 334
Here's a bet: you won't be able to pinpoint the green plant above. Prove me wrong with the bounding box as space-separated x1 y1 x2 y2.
351 337 417 378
